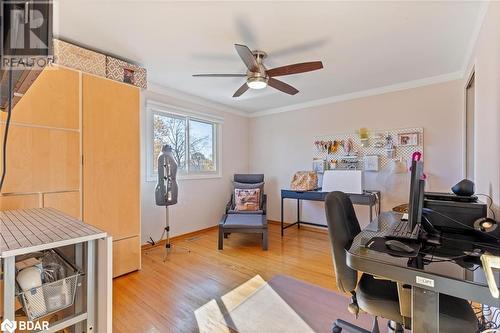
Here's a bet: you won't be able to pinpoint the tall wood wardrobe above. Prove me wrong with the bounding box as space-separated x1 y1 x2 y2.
0 66 141 277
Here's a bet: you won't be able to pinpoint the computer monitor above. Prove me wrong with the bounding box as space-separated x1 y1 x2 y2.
408 160 425 230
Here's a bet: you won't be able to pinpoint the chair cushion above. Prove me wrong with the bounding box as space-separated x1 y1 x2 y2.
222 214 266 229
356 274 403 323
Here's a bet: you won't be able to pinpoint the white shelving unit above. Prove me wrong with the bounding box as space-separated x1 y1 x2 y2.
1 208 110 332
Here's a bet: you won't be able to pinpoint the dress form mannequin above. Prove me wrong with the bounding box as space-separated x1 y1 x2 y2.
149 145 189 259
155 145 178 206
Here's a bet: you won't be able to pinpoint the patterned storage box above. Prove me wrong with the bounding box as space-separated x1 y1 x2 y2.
290 171 318 191
53 39 106 76
106 56 147 89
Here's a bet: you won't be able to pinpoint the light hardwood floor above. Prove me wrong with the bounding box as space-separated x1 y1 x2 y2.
112 223 338 333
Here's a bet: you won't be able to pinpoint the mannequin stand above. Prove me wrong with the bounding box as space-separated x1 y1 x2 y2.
146 206 190 261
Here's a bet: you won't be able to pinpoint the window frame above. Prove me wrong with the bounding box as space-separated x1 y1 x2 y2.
146 101 223 181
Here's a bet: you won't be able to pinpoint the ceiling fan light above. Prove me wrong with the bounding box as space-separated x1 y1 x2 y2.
247 77 268 90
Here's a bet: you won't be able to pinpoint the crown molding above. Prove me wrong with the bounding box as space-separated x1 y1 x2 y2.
249 70 464 118
146 82 250 118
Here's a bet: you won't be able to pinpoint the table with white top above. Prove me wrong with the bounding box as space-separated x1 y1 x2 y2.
1 208 109 333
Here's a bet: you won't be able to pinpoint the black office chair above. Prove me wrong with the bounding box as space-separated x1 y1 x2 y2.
324 191 479 333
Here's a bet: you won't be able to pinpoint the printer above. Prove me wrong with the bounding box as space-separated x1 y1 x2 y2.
423 192 487 232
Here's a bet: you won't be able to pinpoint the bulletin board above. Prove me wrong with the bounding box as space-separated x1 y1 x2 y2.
312 127 424 171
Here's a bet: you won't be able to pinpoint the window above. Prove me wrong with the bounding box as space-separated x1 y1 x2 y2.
148 102 221 180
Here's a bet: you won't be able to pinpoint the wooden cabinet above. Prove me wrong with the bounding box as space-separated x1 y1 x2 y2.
82 74 141 277
1 66 141 277
0 67 81 213
43 191 81 219
112 236 141 277
3 68 80 129
1 126 80 193
0 194 39 210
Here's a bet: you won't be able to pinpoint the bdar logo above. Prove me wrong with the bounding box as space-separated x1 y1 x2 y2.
0 319 17 333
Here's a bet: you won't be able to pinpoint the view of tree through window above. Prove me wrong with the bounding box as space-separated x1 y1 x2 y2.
153 112 216 175
189 119 215 172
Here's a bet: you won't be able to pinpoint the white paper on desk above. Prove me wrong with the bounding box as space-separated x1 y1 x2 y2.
322 170 364 194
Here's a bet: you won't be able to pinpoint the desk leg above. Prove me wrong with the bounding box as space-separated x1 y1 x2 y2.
378 192 381 214
3 257 15 323
297 199 300 229
281 197 284 237
87 240 96 332
75 243 84 333
369 204 373 222
411 287 439 333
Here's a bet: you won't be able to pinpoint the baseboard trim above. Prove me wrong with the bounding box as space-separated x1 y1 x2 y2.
141 225 219 250
141 220 330 250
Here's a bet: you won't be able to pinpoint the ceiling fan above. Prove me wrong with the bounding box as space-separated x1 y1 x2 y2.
192 44 323 97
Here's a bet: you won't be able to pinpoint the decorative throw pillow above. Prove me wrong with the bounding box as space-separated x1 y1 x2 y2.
233 181 264 208
234 188 261 211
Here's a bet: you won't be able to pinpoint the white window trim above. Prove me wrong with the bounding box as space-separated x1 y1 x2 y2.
146 100 223 182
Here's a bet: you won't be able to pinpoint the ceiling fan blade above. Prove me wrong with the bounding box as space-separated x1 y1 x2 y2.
268 78 299 95
234 44 259 72
233 82 249 97
192 74 246 77
266 61 323 77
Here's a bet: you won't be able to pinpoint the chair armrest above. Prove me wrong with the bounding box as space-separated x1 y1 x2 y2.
261 213 268 226
219 214 228 226
262 194 267 226
225 194 233 213
262 194 267 214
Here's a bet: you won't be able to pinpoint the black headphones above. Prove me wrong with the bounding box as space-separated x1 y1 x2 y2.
473 217 498 233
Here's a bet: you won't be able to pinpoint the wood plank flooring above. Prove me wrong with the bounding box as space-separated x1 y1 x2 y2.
112 223 338 333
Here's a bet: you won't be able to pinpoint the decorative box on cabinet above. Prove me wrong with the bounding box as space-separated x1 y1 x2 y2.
106 56 147 89
53 39 106 76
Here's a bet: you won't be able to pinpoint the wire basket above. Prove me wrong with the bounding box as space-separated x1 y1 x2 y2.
16 250 81 321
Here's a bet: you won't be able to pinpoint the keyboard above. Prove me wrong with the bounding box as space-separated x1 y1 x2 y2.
385 221 421 241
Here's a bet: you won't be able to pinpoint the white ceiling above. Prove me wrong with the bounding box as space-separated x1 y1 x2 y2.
55 1 485 115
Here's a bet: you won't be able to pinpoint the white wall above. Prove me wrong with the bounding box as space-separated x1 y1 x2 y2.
464 4 500 320
249 80 464 227
466 2 500 217
139 4 499 241
140 89 249 244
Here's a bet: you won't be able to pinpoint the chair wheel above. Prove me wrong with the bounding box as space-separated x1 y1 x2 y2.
387 321 404 333
332 324 342 333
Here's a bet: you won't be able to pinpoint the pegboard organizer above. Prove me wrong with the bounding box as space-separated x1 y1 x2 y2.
313 127 424 171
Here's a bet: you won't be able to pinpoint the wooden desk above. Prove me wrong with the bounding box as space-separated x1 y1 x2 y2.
280 189 381 236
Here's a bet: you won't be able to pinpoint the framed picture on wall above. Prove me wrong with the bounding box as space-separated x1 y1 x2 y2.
397 132 419 146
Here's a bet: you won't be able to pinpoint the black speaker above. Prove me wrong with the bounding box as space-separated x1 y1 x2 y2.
451 179 475 197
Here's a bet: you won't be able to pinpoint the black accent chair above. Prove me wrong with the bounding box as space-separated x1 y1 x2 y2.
218 174 268 250
324 191 478 333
